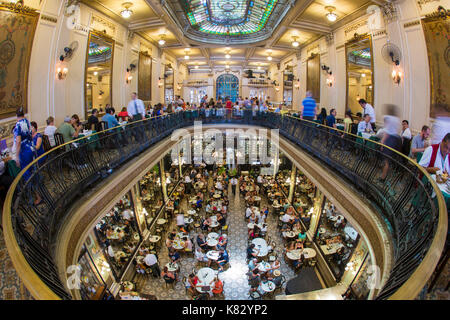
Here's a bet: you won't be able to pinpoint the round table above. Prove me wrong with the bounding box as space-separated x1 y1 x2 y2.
157 218 167 225
172 239 185 250
257 261 271 272
213 194 221 199
207 238 218 247
188 210 196 215
252 238 269 257
165 262 179 272
260 281 276 293
206 250 220 261
208 232 219 239
319 227 326 234
133 233 140 241
284 231 296 238
196 267 216 292
286 248 317 260
185 217 194 224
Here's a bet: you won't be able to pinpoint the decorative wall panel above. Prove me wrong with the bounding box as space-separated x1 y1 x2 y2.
0 2 39 119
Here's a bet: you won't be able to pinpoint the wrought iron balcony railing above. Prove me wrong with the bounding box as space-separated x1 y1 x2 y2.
2 109 447 300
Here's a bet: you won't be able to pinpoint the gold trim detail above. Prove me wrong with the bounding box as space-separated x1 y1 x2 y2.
0 1 38 16
404 20 421 28
41 14 57 23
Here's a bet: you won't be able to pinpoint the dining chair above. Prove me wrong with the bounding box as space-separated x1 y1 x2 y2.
249 290 262 300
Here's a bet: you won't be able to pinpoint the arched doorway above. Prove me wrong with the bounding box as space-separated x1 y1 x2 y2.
216 74 239 102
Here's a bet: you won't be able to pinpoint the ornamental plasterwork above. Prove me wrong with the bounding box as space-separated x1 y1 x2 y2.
90 15 116 38
417 0 440 11
325 32 334 44
345 21 367 35
381 2 398 23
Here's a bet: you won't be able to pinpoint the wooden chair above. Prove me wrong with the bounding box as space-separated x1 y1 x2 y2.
42 134 52 152
163 276 176 289
54 132 65 146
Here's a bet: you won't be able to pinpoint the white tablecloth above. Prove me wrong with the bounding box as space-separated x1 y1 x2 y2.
252 238 269 257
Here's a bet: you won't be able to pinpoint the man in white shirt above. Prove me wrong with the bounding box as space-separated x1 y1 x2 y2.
419 133 450 174
401 120 412 140
44 116 57 147
127 92 146 142
281 213 292 223
127 92 146 120
122 209 133 221
357 114 375 135
143 253 160 277
358 99 376 130
245 207 253 219
230 177 238 195
176 212 185 227
257 175 263 184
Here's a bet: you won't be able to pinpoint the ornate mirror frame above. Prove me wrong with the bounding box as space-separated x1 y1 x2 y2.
345 33 374 115
84 30 115 120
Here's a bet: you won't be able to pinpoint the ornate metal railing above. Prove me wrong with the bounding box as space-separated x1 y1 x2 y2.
2 109 447 300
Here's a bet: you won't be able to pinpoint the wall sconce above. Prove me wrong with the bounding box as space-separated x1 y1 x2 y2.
56 61 68 80
126 73 133 84
392 67 402 85
294 78 300 89
158 77 163 87
326 74 334 87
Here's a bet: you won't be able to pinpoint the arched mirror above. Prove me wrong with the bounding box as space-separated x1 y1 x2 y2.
85 31 114 119
345 34 373 115
164 64 174 104
283 66 294 107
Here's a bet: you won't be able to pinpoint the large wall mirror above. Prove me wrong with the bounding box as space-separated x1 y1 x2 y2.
345 34 374 114
85 31 115 119
164 64 174 104
283 65 293 107
306 53 320 103
138 51 152 102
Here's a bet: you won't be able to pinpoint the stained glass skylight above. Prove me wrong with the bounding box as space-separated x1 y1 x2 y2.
182 0 278 35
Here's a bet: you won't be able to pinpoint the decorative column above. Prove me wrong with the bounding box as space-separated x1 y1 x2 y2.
308 192 325 239
160 159 168 203
288 165 297 202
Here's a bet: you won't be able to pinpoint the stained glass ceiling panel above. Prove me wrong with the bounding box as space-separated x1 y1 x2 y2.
183 0 278 35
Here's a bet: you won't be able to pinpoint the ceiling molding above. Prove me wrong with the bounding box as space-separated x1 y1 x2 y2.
79 0 129 28
290 20 331 35
128 17 166 31
331 2 373 31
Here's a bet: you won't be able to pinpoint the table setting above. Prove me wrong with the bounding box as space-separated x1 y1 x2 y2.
206 250 220 260
261 280 275 292
165 262 178 272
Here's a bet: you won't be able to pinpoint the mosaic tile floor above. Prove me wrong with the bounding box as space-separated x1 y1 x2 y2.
0 227 32 300
136 179 297 300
